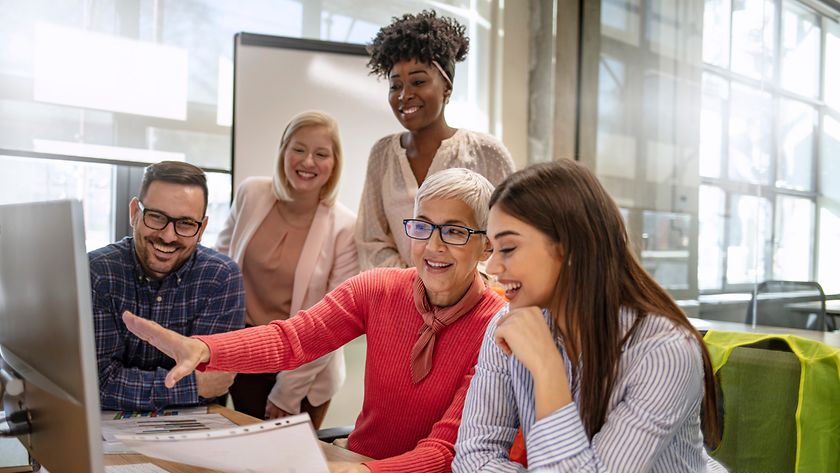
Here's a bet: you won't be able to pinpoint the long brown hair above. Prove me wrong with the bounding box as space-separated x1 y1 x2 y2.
489 159 720 447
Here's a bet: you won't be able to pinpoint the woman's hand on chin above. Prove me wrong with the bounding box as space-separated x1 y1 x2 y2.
494 306 559 372
494 306 572 419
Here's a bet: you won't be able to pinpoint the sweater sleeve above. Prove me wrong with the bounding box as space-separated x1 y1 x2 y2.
362 364 476 473
196 274 368 373
355 137 408 270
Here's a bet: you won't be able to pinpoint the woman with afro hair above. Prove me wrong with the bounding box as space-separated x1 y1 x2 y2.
356 10 516 270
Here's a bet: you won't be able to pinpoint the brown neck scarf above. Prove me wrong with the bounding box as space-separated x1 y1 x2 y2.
410 271 486 384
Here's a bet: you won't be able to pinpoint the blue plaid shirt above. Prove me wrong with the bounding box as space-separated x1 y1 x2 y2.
89 237 245 411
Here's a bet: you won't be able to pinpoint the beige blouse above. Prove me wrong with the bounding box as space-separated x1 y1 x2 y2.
241 201 309 326
355 129 515 270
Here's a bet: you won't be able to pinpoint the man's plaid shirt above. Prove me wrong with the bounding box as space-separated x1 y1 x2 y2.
89 237 245 411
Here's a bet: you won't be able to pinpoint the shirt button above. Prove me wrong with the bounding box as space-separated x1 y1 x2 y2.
156 296 162 302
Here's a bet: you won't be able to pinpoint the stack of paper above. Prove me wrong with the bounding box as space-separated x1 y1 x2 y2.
114 413 328 473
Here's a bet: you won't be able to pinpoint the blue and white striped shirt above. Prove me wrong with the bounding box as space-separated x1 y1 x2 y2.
89 237 245 411
453 307 727 472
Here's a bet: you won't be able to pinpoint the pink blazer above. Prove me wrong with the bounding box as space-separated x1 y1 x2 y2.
215 177 359 413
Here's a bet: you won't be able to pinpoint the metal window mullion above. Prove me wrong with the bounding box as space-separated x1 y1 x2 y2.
812 12 829 281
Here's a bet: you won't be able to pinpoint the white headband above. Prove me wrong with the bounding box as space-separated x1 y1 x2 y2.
431 60 452 87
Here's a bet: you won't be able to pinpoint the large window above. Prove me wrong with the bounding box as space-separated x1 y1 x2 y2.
699 0 832 292
587 0 840 305
0 1 500 250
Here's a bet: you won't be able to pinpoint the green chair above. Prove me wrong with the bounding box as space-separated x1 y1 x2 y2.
711 343 800 472
705 331 840 473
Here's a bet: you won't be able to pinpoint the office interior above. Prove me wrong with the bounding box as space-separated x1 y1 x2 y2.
1 0 839 468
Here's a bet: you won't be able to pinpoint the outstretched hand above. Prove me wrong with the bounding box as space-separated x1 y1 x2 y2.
329 462 371 473
122 310 211 388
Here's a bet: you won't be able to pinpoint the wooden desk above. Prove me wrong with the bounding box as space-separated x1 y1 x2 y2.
104 405 370 471
689 317 840 348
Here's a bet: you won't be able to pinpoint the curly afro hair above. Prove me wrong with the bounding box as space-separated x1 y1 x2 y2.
366 10 469 83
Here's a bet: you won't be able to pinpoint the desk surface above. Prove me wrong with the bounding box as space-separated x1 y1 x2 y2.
786 299 840 316
104 405 370 472
689 317 840 348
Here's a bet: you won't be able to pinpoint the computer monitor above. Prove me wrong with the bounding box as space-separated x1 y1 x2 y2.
0 199 103 472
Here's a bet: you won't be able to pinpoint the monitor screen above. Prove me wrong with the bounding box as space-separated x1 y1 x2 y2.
0 199 103 472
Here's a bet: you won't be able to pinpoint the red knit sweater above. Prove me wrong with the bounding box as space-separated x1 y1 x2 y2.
197 268 506 472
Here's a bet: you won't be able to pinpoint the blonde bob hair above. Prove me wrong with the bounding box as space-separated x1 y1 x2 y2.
272 110 343 206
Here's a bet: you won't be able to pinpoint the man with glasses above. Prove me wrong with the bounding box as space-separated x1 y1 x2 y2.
88 161 245 411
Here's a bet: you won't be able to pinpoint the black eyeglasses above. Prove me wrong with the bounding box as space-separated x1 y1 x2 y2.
403 219 485 246
137 202 203 237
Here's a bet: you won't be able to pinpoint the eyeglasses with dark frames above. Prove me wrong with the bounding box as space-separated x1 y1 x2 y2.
137 202 203 237
403 218 485 246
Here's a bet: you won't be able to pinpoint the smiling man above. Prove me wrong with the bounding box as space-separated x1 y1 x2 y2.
88 161 245 411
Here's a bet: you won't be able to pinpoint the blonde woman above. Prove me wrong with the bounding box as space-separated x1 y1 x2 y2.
216 111 358 427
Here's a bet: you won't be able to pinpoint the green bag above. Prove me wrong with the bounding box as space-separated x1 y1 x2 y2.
704 330 840 473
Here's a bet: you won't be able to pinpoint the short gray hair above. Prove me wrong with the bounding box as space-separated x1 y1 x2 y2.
414 168 494 229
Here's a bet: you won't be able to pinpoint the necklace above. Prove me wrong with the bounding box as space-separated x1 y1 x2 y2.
274 200 315 230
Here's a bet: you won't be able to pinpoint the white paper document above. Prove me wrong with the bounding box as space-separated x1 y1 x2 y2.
115 413 329 473
102 413 237 454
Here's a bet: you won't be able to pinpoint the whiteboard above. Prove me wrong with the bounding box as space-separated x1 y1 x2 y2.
233 33 401 211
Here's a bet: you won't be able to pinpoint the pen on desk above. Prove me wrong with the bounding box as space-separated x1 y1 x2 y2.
136 419 203 424
141 426 210 433
139 423 206 429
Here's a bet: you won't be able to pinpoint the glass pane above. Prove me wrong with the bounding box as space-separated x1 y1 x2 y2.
201 171 234 250
780 2 820 98
827 20 840 111
818 203 840 294
698 185 725 290
641 211 691 290
702 0 731 67
822 114 840 201
1 1 500 173
726 193 771 285
731 0 775 81
321 11 381 44
602 0 642 46
0 155 114 252
777 98 815 191
728 83 772 184
596 54 637 179
160 1 303 106
647 0 692 59
819 113 840 293
773 195 813 280
700 73 728 178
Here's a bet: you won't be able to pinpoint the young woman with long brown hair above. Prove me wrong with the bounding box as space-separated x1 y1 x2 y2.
453 160 725 472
